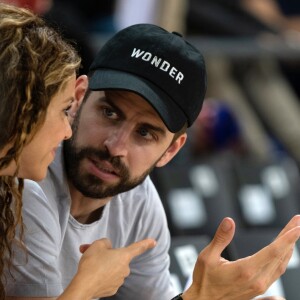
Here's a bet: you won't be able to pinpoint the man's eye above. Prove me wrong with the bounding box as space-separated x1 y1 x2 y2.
138 128 157 141
103 107 117 119
139 128 149 137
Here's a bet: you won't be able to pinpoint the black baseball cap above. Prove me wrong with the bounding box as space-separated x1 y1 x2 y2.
89 23 207 133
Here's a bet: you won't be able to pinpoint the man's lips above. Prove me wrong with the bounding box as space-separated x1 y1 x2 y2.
92 160 117 175
88 157 120 177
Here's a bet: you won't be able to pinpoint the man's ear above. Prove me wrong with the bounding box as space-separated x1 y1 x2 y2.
68 75 88 120
75 75 88 106
156 133 187 168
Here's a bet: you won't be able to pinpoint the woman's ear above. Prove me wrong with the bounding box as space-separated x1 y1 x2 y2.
68 75 88 121
156 133 187 168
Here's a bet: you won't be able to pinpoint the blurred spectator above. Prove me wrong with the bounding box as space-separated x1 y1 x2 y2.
186 0 278 37
43 1 95 74
2 0 116 74
113 0 188 33
241 0 300 33
184 0 300 165
189 99 246 157
114 0 159 31
13 0 51 14
241 0 300 99
57 0 116 33
0 0 53 16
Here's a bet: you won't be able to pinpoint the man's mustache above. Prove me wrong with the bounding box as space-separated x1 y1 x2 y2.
74 147 128 176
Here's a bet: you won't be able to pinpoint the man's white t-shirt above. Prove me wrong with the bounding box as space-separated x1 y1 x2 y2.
6 146 175 300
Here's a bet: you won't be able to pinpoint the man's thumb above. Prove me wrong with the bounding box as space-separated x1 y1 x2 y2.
208 217 235 258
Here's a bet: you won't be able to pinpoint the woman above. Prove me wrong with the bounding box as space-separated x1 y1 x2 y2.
0 4 155 300
0 5 78 298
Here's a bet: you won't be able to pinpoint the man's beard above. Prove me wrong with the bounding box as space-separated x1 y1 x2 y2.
63 136 156 199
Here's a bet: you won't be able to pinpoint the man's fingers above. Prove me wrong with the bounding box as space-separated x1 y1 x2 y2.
276 215 300 240
95 238 113 249
251 226 300 275
80 238 113 254
79 244 91 253
124 238 157 259
259 226 300 261
267 235 297 283
204 217 235 259
79 238 155 258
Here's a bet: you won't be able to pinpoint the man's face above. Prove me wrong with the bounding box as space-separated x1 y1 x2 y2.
64 90 183 199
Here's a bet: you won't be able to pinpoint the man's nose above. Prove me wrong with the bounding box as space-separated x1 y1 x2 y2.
103 128 129 157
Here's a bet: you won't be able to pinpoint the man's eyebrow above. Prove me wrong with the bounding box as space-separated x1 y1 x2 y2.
142 123 166 137
102 96 125 118
103 92 166 136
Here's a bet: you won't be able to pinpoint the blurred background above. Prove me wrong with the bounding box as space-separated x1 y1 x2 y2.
3 0 300 298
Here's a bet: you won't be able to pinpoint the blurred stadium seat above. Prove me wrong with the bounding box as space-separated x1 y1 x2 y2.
151 153 242 237
231 155 300 229
169 235 211 293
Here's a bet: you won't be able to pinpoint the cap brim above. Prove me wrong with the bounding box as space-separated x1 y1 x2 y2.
88 69 186 133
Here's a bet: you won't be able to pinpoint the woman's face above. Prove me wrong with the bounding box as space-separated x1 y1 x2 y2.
17 74 76 181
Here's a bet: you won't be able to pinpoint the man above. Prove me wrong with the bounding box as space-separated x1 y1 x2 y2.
6 24 300 300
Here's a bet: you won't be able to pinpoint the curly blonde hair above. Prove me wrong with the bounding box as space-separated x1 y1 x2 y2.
0 3 81 298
